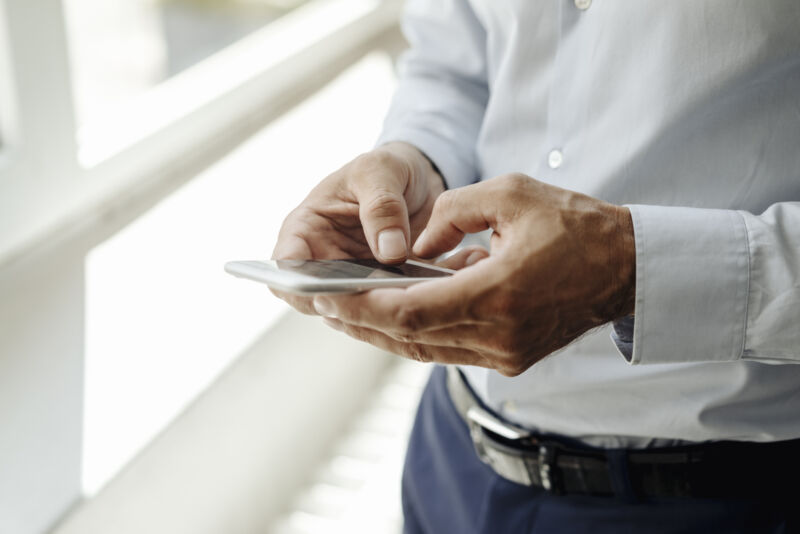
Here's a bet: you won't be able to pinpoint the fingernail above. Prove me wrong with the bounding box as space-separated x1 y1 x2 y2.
465 251 484 266
378 228 407 260
313 297 336 318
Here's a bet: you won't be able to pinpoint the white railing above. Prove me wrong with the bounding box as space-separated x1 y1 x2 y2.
0 1 405 532
0 0 404 269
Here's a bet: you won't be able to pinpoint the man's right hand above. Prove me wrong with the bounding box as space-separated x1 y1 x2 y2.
271 142 446 314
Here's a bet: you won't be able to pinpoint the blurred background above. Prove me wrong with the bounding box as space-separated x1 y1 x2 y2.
0 1 428 533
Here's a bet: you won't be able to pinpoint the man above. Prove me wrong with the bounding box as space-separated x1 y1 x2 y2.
273 1 800 532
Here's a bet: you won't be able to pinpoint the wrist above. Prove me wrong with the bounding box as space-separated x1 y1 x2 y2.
614 206 637 318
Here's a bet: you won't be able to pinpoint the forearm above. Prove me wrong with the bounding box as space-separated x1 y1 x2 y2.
376 0 488 190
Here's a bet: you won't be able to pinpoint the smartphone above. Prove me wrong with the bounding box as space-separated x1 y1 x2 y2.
224 259 455 295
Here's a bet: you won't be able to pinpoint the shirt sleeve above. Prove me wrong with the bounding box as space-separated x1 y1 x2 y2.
375 0 489 190
613 202 800 365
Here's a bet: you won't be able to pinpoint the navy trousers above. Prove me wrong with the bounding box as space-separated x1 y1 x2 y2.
401 366 794 534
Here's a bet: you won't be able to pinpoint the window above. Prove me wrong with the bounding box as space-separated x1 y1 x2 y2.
0 0 404 532
83 51 397 495
63 0 313 128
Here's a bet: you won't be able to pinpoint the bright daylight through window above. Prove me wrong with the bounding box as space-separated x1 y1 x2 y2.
82 52 397 495
1 0 405 532
63 0 312 127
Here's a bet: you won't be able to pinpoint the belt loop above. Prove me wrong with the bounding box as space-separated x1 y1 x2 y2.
607 449 638 503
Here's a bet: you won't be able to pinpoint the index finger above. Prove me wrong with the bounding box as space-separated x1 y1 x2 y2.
412 184 496 259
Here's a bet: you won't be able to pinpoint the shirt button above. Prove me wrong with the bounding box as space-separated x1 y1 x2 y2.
548 149 564 169
574 0 592 10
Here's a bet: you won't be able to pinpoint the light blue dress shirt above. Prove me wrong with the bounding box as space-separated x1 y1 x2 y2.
377 0 800 447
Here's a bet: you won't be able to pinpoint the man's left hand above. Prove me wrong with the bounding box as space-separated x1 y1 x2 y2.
313 174 636 376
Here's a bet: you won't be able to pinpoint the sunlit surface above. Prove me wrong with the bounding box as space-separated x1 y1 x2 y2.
83 53 396 495
272 361 430 534
64 0 312 126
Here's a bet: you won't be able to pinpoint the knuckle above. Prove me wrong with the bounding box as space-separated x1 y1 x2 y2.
494 173 531 204
433 189 457 213
394 330 414 343
405 343 432 363
277 206 304 233
500 172 529 189
364 190 405 219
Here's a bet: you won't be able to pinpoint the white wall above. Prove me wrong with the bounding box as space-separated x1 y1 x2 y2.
0 249 84 534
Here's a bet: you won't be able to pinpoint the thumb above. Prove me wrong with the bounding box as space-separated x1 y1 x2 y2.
412 185 496 258
355 184 410 263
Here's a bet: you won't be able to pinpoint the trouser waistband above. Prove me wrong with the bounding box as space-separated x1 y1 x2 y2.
445 365 800 499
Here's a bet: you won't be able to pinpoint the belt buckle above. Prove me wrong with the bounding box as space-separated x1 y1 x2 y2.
465 406 532 441
465 407 565 493
538 442 561 494
465 406 537 485
465 406 532 468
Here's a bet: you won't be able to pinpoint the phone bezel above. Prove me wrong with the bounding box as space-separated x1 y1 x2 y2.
224 259 455 295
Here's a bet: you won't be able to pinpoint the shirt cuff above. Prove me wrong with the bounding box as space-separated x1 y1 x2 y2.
375 128 479 190
623 205 750 365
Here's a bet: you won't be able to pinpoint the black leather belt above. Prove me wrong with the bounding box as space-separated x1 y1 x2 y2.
445 366 800 499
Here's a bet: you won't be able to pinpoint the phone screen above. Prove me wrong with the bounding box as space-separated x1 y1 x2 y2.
275 259 451 279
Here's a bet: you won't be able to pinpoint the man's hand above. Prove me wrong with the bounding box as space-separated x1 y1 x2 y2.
271 142 446 314
312 174 636 376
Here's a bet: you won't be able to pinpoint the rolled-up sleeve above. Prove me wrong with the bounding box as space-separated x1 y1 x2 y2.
614 202 800 365
376 0 489 189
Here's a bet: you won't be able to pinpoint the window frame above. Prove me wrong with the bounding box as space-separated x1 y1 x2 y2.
0 0 403 269
0 0 404 532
